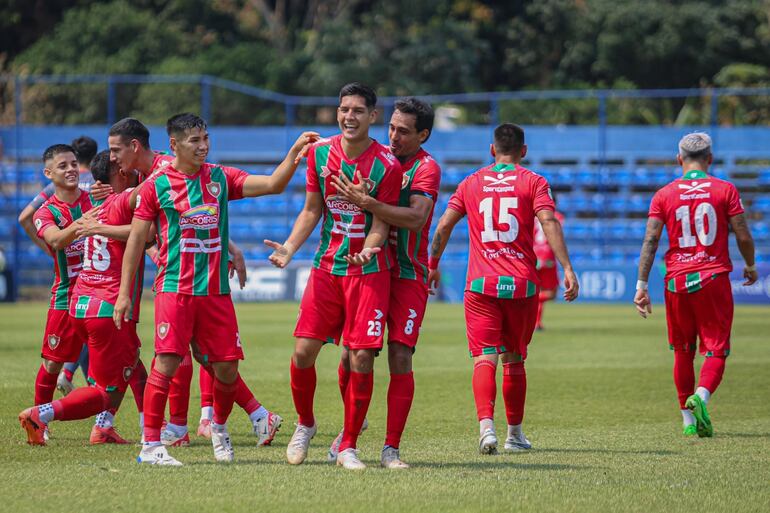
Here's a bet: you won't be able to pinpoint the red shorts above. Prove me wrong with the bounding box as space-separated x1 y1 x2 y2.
154 293 243 362
664 273 733 357
41 309 84 363
72 317 140 393
387 277 429 348
537 266 559 291
294 268 391 350
464 291 538 359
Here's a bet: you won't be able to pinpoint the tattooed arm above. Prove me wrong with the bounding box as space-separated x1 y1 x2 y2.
729 213 757 285
634 217 664 318
427 208 464 294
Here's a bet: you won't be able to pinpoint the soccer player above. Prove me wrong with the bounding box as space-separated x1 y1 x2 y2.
263 82 402 470
634 132 756 438
533 202 565 330
429 123 578 454
19 144 98 441
115 113 317 465
328 97 440 468
18 150 149 446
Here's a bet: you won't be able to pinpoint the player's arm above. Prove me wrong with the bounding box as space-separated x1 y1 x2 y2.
427 207 464 293
633 216 664 318
241 131 320 197
344 215 389 266
38 208 99 251
264 190 323 268
114 217 153 329
332 170 433 232
75 218 131 241
18 204 52 255
536 209 579 302
228 239 247 289
728 213 757 285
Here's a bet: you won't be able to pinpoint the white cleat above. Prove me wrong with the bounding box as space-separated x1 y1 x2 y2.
337 448 366 470
286 423 317 465
43 427 50 442
254 412 283 446
479 428 498 455
137 444 183 466
56 372 74 396
326 417 369 463
504 432 532 452
211 426 234 462
160 427 189 447
380 446 409 469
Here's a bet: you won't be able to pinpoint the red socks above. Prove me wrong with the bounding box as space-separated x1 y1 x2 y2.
290 360 317 427
212 376 238 425
339 371 374 452
472 360 497 421
143 368 172 443
34 364 58 405
234 374 261 416
699 356 726 394
502 362 527 425
168 352 193 426
51 386 110 421
338 360 350 400
199 365 214 407
673 350 696 409
128 359 147 413
385 372 414 449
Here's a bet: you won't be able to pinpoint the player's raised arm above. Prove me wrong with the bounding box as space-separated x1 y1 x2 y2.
427 207 464 293
633 216 664 318
264 190 324 269
241 131 320 198
114 217 152 329
728 213 757 285
536 208 579 302
19 186 54 256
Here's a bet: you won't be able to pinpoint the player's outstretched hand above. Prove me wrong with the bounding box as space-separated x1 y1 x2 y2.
229 246 247 289
264 239 294 268
633 289 652 318
113 294 131 330
332 170 369 208
90 181 114 201
428 268 441 295
743 267 758 286
562 268 579 302
291 131 321 164
344 246 380 266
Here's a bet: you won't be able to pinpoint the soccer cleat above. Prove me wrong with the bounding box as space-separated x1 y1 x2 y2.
43 427 50 442
503 432 532 452
337 448 366 470
161 427 190 447
18 407 47 446
197 418 212 439
479 428 498 455
56 372 74 396
326 417 369 462
90 425 130 445
686 394 714 438
286 423 317 465
683 424 698 436
211 426 234 462
380 446 409 469
137 444 183 466
254 411 283 446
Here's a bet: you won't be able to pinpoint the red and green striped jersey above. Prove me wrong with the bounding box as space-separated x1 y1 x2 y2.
134 162 248 295
306 135 402 276
389 149 441 282
33 190 95 310
447 163 554 299
70 189 144 321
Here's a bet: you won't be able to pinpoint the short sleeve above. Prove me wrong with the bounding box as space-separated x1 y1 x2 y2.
134 180 160 221
447 179 468 216
224 165 249 201
410 159 441 201
726 183 744 217
648 190 665 220
305 145 320 193
33 205 56 238
532 175 555 213
374 161 402 206
108 190 133 225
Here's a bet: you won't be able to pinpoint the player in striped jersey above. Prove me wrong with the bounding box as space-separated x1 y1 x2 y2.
328 97 440 468
115 113 317 465
429 124 578 454
264 83 402 470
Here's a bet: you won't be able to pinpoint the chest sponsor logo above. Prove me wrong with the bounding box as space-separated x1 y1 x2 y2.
47 334 60 350
179 204 219 230
326 197 362 215
678 181 711 200
65 239 86 258
483 173 516 192
206 182 221 197
157 322 170 339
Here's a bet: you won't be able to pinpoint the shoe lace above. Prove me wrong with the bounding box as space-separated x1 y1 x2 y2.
289 424 312 449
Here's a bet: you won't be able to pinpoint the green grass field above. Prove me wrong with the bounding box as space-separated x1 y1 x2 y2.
1 301 769 512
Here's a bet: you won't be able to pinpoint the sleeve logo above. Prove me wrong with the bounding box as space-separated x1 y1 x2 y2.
34 218 42 230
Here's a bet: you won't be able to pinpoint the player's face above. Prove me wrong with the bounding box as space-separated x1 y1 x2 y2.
172 127 209 168
108 136 138 173
389 110 427 161
337 95 376 143
44 152 79 190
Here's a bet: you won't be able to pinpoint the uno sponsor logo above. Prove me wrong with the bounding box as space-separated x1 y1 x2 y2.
47 334 60 350
326 197 362 215
179 204 219 230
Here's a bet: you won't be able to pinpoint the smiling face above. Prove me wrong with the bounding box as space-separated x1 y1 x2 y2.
170 126 210 169
388 109 427 161
337 94 377 144
108 135 141 174
44 151 79 191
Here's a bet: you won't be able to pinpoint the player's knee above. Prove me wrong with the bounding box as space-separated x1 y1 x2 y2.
211 361 238 384
293 338 322 367
349 349 375 373
387 343 413 373
43 359 63 374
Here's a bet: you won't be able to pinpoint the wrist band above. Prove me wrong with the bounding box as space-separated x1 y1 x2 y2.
636 280 648 291
745 264 757 272
428 257 439 270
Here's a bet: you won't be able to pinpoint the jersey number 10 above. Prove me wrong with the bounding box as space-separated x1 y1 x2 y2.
675 203 717 248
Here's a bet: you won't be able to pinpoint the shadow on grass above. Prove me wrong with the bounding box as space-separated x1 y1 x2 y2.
536 447 676 456
717 432 770 439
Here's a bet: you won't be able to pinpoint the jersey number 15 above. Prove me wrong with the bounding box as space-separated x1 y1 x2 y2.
480 197 519 243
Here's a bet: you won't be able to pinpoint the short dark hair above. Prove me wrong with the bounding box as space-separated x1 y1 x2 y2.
89 150 114 183
493 123 525 156
166 113 208 138
43 144 76 163
71 136 98 166
394 97 435 141
339 82 377 109
109 118 150 149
